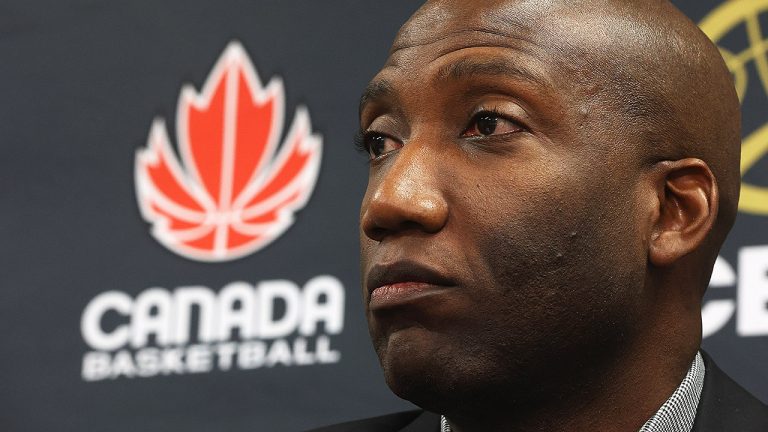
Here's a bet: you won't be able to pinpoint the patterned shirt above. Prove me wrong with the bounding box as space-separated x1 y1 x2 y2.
440 352 705 432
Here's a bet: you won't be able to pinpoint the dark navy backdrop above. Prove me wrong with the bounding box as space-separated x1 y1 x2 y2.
1 1 766 431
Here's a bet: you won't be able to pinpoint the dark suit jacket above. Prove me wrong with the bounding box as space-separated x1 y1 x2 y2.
308 352 768 431
692 351 768 431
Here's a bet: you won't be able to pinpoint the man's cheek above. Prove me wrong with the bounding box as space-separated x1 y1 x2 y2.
359 240 375 272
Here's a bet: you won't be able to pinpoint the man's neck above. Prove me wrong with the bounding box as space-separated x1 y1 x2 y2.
443 342 699 432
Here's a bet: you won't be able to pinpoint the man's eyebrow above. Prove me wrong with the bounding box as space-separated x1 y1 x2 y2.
437 57 548 87
358 59 547 114
359 78 396 115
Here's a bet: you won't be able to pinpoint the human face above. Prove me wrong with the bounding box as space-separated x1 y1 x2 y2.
358 0 649 411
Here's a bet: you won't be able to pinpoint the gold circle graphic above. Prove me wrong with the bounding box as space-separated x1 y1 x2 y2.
700 0 768 215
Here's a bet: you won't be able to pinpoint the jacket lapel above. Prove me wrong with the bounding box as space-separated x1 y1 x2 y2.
692 351 768 431
400 411 441 432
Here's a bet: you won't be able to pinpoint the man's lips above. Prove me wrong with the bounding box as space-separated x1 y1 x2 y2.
366 260 456 309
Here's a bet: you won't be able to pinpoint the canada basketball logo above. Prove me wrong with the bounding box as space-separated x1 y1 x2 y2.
135 41 322 262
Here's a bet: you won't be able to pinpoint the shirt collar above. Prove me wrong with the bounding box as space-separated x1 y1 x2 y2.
639 351 705 432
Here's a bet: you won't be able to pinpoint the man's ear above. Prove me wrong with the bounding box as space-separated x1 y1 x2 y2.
649 158 719 267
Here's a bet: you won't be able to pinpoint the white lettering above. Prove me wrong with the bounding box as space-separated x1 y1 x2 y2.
131 288 173 348
186 344 213 373
315 335 341 363
702 256 737 338
738 246 768 336
80 276 347 380
110 350 137 378
216 343 237 371
81 291 132 351
217 282 256 340
82 351 112 381
136 348 161 377
293 337 315 365
265 339 293 367
160 348 185 374
238 341 266 369
300 276 345 336
81 336 342 381
258 280 301 339
173 287 216 345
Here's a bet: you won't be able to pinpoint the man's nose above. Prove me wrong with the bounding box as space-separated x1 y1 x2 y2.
360 147 448 241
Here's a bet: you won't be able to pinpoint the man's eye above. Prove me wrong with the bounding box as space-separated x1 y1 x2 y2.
363 132 401 159
462 112 523 137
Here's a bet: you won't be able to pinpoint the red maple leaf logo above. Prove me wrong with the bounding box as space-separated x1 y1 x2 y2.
135 41 322 262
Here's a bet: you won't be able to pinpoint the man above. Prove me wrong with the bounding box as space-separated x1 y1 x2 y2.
313 0 768 430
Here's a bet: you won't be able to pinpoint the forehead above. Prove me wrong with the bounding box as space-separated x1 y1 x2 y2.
392 0 559 49
394 0 626 54
391 1 544 67
360 0 598 116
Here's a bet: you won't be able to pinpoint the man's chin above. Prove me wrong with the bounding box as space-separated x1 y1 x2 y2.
376 327 450 399
375 327 553 416
380 351 492 417
381 358 449 412
375 327 490 413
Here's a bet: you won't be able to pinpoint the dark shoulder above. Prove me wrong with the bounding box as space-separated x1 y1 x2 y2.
306 410 437 432
693 351 768 432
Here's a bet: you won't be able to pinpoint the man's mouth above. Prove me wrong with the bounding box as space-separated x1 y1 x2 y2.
366 260 456 309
